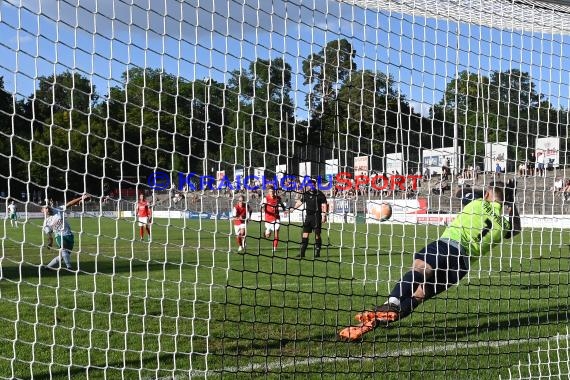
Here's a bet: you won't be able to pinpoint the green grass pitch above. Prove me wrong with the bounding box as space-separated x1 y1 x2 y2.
0 216 569 379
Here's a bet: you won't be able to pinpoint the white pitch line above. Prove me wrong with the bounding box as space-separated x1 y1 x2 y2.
2 283 568 376
211 332 570 375
504 328 570 380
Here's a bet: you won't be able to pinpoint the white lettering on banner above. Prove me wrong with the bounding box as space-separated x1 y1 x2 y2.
536 137 560 168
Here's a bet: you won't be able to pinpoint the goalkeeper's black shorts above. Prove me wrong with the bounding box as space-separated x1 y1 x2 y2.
414 239 469 297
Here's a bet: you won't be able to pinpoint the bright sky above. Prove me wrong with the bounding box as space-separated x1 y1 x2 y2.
0 0 569 119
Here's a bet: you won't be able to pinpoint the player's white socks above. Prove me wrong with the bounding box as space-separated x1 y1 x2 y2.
46 250 72 269
388 297 401 306
46 256 60 268
61 250 72 269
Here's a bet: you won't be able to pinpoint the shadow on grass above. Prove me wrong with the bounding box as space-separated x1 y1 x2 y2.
1 258 182 282
380 302 570 343
29 352 183 380
210 302 569 354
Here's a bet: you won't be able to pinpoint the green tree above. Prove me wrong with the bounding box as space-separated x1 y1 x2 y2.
436 69 567 171
103 69 228 183
18 71 99 195
487 69 551 164
336 70 400 155
302 39 356 155
435 70 490 164
302 39 356 119
225 58 294 175
0 76 15 194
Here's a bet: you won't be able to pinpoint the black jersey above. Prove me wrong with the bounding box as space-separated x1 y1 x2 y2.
301 190 327 215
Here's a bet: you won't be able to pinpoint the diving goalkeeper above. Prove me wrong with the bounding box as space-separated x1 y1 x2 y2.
339 180 521 341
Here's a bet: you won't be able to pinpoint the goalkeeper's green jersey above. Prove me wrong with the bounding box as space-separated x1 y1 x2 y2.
440 199 511 258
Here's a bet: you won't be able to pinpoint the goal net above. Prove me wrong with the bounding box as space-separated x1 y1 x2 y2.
0 0 569 378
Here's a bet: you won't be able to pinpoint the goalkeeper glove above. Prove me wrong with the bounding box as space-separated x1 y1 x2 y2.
504 178 516 205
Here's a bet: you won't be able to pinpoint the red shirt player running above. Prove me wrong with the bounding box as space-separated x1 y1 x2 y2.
136 193 152 241
260 187 287 253
232 195 252 252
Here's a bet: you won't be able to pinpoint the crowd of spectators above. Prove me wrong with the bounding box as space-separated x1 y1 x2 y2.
550 177 570 200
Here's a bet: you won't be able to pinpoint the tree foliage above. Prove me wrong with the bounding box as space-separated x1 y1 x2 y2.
224 58 295 174
303 39 356 119
1 43 569 199
436 69 566 168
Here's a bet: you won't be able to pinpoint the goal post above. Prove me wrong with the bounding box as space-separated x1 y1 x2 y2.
0 0 569 378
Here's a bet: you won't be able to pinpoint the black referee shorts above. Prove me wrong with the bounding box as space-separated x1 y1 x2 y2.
302 214 322 234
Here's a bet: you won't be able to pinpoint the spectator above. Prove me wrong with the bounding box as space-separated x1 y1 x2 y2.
551 177 564 196
473 165 480 183
457 174 466 187
518 162 526 177
563 180 570 201
495 162 502 174
536 152 545 177
527 152 535 177
465 166 473 180
441 158 451 180
404 182 419 199
432 179 449 195
172 192 182 207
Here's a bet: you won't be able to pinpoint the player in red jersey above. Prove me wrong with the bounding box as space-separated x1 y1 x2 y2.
232 195 252 252
135 193 152 241
260 186 287 253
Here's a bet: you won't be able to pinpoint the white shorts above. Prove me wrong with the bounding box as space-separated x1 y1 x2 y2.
138 217 149 226
234 224 246 235
265 220 281 232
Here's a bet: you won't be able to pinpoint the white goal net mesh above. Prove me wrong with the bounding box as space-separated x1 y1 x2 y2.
0 0 569 378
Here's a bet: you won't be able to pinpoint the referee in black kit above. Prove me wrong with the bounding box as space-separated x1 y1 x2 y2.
291 178 329 258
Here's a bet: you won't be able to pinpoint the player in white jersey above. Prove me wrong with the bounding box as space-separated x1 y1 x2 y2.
42 194 90 271
6 200 17 228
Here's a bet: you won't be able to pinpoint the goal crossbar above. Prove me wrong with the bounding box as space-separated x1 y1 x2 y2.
340 0 570 35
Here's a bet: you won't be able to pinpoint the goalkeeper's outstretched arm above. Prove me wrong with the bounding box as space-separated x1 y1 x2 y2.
503 178 521 239
504 203 521 239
